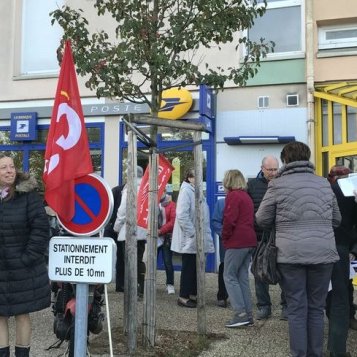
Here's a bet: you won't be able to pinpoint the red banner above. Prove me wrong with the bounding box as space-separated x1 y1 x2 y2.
43 40 93 222
137 155 174 228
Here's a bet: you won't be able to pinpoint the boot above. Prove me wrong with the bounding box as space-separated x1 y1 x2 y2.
15 346 30 357
0 346 9 357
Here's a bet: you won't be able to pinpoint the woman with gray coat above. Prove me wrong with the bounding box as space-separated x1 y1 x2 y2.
171 168 215 308
256 142 341 357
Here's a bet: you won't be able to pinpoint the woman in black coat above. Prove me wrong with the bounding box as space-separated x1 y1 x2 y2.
0 154 50 357
326 165 357 357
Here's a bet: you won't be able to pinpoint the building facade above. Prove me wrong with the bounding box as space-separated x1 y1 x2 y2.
1 0 357 271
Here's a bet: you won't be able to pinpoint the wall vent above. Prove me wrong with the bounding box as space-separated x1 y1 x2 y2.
257 96 269 109
286 94 299 106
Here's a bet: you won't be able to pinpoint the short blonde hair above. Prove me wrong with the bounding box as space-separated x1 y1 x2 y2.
223 170 246 191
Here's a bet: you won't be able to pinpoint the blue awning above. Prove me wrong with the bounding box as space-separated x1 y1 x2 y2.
223 136 295 145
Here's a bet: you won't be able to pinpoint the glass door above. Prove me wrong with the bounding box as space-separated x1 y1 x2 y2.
330 150 357 173
119 122 216 272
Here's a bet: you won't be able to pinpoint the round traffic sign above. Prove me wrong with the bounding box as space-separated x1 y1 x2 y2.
57 173 114 236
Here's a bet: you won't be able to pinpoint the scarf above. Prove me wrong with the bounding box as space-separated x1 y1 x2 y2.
0 187 9 199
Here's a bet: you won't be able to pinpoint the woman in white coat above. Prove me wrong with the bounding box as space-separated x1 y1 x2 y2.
171 168 215 308
113 166 146 296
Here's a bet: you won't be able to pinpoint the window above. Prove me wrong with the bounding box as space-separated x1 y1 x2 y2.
332 102 342 145
21 0 63 75
318 24 357 50
257 96 269 109
247 0 303 58
322 99 328 147
347 105 357 143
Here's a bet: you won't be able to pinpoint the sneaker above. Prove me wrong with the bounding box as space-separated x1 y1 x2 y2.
167 284 175 295
256 306 272 320
280 306 288 321
225 313 250 328
247 317 255 326
216 299 228 308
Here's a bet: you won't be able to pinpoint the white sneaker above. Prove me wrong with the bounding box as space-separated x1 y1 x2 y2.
167 284 175 295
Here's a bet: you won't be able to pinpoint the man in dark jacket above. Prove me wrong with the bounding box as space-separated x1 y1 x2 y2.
247 155 287 320
104 184 125 292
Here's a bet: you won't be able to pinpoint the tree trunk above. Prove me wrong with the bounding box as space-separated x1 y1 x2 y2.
126 129 138 353
142 151 158 347
193 131 207 335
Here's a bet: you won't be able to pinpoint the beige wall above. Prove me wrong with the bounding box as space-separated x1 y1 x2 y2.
314 0 357 23
313 0 357 82
0 1 102 102
1 1 242 102
216 84 307 111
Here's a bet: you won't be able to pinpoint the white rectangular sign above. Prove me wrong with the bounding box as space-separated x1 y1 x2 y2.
48 236 116 284
337 173 357 196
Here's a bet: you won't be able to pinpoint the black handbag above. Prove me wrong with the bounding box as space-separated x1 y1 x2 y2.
251 228 281 285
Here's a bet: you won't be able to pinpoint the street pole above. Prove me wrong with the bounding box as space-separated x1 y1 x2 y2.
74 283 89 356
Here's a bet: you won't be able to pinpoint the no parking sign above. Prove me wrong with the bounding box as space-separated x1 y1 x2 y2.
57 173 114 236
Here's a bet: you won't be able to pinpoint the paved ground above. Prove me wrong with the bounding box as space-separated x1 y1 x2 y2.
8 271 357 356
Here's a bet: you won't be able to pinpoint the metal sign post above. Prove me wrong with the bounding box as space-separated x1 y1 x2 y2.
49 237 116 357
75 283 89 357
48 173 114 357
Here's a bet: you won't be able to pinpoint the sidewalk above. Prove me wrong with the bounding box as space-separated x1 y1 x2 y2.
9 271 357 356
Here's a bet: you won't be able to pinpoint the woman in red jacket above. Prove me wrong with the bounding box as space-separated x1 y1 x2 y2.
158 191 176 295
222 170 257 328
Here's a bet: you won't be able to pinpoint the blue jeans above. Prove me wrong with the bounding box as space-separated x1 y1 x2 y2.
158 238 174 285
224 248 254 317
279 263 333 357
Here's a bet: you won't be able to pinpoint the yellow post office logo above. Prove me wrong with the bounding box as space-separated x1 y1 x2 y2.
158 88 193 120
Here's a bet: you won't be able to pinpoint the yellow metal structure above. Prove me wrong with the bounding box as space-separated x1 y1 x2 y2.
314 82 357 176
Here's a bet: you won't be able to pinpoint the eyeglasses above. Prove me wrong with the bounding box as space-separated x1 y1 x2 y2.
263 167 278 172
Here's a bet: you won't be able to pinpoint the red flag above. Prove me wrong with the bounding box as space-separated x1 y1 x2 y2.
137 155 174 228
43 40 93 222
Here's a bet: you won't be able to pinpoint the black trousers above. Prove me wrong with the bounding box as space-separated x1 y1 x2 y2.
326 245 350 354
180 253 197 299
217 262 228 301
116 240 125 291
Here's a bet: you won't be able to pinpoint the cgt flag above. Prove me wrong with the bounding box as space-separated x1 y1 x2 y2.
43 40 93 222
137 155 174 228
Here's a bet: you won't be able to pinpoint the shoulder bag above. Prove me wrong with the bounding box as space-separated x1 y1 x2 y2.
251 227 281 285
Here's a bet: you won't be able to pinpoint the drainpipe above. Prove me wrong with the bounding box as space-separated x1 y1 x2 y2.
306 0 315 163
